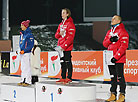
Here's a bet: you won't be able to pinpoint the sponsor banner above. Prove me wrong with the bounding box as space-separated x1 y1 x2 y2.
10 52 21 75
40 52 48 76
72 51 103 80
124 50 138 82
40 51 61 77
48 52 61 77
10 52 49 76
103 50 138 82
51 51 103 80
1 52 10 75
9 50 138 82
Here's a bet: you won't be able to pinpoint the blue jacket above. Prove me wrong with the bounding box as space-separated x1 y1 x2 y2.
19 27 34 53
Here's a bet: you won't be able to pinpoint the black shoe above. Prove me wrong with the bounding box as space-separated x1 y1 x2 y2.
32 76 38 84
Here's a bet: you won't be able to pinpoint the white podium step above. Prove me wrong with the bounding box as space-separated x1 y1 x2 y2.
36 81 96 102
1 83 36 102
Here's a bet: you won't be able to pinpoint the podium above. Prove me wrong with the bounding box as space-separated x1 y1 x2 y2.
36 81 96 102
0 81 96 102
1 83 35 102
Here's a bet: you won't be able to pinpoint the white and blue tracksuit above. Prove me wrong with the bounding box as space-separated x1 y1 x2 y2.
19 27 34 84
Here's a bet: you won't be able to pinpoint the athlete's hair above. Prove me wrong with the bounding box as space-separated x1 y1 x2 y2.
62 8 71 17
114 15 122 23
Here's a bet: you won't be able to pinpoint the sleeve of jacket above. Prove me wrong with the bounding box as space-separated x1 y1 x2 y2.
55 24 61 39
24 34 34 53
60 23 76 50
114 31 129 60
19 31 23 49
19 35 21 49
103 31 112 48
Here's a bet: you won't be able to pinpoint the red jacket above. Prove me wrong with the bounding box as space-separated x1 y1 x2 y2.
103 23 129 63
55 17 76 51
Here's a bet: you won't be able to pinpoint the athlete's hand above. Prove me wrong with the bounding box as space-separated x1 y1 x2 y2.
59 29 65 36
16 51 18 54
20 50 24 54
111 57 117 63
110 36 118 42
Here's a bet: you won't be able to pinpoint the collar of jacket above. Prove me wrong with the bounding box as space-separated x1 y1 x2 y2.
62 17 73 24
111 23 120 28
21 27 31 35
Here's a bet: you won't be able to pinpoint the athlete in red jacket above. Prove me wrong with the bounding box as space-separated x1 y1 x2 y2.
103 15 129 102
55 8 76 84
55 17 75 51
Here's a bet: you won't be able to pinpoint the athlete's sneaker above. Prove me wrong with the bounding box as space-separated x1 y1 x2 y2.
22 83 31 87
105 92 116 102
63 78 72 85
56 78 65 84
116 93 125 102
17 82 23 86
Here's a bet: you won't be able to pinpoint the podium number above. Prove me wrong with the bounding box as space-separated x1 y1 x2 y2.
51 93 53 102
14 90 16 98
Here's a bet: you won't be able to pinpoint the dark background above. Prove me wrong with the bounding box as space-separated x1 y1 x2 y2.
0 0 138 26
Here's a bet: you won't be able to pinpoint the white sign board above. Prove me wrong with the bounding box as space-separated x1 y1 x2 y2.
12 35 20 52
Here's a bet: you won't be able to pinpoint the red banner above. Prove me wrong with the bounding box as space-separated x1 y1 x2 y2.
124 50 138 82
40 52 48 75
51 51 103 80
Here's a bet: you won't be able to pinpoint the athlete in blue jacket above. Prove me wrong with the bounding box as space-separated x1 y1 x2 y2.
19 27 34 53
18 20 34 86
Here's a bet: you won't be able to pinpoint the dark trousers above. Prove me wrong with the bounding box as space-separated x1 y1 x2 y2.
60 51 73 79
108 63 126 95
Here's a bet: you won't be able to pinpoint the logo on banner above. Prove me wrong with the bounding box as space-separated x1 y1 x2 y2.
40 52 48 75
42 86 46 92
51 55 58 71
48 52 61 77
12 56 17 69
2 60 9 68
58 88 63 94
41 58 47 73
